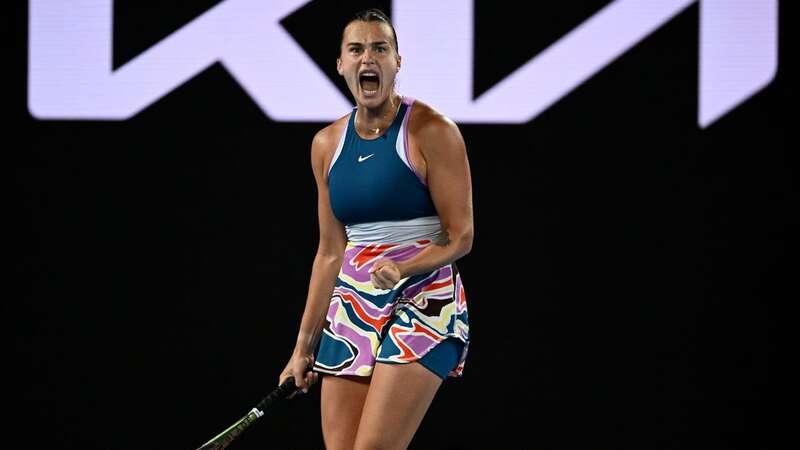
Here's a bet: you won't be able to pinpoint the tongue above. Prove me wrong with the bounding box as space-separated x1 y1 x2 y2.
361 78 379 92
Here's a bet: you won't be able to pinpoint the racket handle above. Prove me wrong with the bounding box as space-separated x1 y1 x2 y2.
255 376 301 411
194 370 313 450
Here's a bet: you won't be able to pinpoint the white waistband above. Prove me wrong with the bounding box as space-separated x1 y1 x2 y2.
346 216 444 244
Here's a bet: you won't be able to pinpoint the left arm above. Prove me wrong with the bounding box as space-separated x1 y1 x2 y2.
370 114 474 288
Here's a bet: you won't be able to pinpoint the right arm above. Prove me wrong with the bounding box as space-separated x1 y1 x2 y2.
279 126 347 390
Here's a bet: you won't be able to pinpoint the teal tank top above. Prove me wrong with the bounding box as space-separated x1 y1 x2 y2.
327 97 437 226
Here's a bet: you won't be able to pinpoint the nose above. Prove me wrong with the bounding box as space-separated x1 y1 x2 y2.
360 48 376 65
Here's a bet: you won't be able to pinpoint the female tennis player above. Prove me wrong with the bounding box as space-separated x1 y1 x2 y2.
279 8 473 450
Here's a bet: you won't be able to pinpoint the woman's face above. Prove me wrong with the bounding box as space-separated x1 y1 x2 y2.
337 20 401 109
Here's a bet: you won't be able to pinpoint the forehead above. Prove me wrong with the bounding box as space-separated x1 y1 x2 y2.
341 20 394 45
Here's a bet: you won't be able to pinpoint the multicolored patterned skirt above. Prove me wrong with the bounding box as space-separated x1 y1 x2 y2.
313 240 470 378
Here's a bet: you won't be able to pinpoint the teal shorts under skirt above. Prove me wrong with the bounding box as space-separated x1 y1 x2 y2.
407 337 464 380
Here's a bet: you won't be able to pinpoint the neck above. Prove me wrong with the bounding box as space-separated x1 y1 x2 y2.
357 93 401 134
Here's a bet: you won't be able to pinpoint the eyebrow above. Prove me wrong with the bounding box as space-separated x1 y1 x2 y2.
346 41 390 47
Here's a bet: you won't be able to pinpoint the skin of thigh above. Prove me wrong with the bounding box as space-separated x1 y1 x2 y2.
353 362 443 450
321 374 372 450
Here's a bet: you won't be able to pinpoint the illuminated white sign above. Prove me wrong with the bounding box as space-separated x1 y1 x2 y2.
28 0 777 127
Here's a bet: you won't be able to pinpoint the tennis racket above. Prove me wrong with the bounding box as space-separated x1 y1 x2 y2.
195 376 302 450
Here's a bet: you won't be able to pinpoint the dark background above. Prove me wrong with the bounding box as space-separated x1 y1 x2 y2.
12 1 793 449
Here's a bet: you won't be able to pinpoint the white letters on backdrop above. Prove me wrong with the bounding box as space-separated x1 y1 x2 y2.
28 0 777 127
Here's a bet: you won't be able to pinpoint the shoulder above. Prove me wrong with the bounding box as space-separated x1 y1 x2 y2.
408 100 458 134
407 100 465 153
311 112 351 173
312 112 350 155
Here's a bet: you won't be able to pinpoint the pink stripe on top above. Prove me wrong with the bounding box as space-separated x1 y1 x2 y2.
400 97 426 186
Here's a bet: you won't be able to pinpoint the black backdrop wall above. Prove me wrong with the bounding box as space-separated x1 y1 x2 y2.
12 1 793 449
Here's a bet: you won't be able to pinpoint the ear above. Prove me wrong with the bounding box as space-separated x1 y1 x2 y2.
396 55 402 72
336 58 343 76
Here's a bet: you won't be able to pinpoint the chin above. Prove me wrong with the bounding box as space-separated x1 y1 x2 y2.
359 93 385 108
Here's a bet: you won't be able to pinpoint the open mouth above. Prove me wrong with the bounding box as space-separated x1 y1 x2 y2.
359 71 380 95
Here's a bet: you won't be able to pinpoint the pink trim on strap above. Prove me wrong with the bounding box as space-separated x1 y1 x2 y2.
401 97 426 186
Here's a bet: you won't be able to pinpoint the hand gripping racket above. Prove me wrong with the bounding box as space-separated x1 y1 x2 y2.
195 376 303 450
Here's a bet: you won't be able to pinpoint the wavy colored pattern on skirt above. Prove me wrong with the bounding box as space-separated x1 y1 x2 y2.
314 240 470 378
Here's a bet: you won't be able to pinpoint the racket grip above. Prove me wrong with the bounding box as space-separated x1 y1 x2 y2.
279 363 316 392
254 376 301 411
